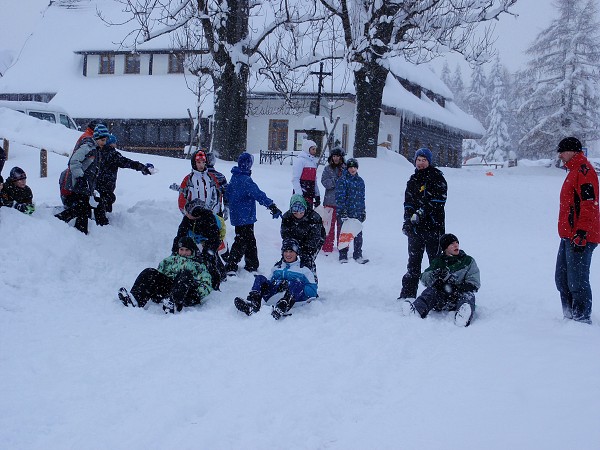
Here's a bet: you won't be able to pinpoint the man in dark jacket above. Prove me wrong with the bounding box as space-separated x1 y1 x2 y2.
280 194 326 272
94 134 152 225
399 148 447 299
55 124 110 234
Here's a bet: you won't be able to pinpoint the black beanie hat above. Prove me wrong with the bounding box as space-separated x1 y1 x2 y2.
178 236 199 255
346 158 359 169
281 238 300 255
440 233 459 251
557 137 582 153
9 166 26 181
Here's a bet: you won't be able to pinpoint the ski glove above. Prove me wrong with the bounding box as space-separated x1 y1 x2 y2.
571 230 587 252
140 164 152 175
169 183 180 191
14 202 34 215
402 221 411 236
222 206 229 221
314 196 321 208
268 204 283 219
410 208 424 225
455 282 478 293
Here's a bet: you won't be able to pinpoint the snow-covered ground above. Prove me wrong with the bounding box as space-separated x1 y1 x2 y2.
1 114 599 449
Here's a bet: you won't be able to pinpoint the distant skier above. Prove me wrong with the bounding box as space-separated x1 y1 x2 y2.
401 233 480 327
399 148 447 299
554 137 599 324
234 238 318 320
118 236 213 314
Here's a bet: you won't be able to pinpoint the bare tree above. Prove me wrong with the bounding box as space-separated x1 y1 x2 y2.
317 0 517 158
110 0 322 160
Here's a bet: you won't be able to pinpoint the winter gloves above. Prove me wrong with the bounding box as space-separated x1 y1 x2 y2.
314 196 321 208
410 208 425 225
268 203 283 219
402 221 412 236
11 201 35 215
571 229 587 252
431 267 478 295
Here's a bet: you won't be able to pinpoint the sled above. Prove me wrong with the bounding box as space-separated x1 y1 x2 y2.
314 205 334 233
337 218 362 250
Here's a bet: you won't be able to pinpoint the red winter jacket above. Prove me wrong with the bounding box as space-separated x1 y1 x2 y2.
558 152 600 243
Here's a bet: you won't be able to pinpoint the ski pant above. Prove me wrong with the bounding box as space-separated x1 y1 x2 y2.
322 205 341 253
55 193 91 234
251 275 306 308
555 238 596 323
400 229 442 298
412 286 476 320
338 216 363 261
94 190 116 226
130 268 200 309
226 224 259 272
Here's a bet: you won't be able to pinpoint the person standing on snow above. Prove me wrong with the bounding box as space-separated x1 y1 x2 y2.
401 233 480 327
320 147 346 254
335 158 368 264
94 134 153 226
225 152 283 275
399 148 447 299
280 194 326 273
55 124 110 234
555 137 599 324
292 139 321 208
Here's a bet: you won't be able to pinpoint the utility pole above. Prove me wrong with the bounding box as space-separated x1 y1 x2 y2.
307 62 333 152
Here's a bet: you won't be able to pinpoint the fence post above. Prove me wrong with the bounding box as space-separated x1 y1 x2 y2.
40 148 48 178
2 138 8 159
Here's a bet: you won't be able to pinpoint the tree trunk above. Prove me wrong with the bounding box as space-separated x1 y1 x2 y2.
352 62 389 158
212 62 249 161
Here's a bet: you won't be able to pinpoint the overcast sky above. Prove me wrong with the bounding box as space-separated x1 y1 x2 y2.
0 0 556 78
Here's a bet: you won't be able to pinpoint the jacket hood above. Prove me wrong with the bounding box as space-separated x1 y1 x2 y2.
302 140 317 155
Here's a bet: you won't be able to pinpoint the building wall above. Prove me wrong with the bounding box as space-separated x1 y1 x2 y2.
398 118 463 168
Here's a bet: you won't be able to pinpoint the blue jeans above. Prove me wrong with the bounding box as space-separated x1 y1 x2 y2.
555 239 596 323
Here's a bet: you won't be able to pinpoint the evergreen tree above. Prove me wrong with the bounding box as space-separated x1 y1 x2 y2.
484 57 512 162
441 61 453 91
464 63 488 128
451 64 466 109
519 0 600 158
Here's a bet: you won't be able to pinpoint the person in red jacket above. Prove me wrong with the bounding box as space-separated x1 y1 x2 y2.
555 137 600 324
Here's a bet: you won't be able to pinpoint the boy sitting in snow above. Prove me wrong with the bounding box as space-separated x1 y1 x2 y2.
0 167 35 214
118 236 213 314
234 238 318 320
401 233 480 327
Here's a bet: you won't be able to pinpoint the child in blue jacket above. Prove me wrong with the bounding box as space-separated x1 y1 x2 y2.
225 152 282 274
234 238 318 319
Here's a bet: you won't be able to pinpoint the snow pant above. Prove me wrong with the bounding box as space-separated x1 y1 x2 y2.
55 193 91 234
412 286 476 320
94 190 116 226
130 268 200 309
338 216 363 261
555 239 596 323
322 205 341 253
226 224 259 272
399 229 442 298
251 275 306 310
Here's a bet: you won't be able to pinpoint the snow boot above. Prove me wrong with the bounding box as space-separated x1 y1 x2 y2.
454 303 473 327
354 257 369 264
271 294 293 320
162 297 175 314
118 287 138 307
234 291 262 316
